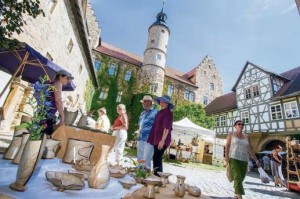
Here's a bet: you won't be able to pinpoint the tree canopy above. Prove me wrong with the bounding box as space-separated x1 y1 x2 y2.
0 0 44 49
173 102 215 129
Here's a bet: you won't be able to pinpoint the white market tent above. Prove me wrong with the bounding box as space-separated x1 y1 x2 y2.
172 117 216 143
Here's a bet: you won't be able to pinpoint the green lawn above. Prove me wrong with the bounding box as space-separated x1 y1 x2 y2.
124 147 225 172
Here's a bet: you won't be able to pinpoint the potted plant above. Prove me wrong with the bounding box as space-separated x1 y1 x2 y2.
10 76 54 191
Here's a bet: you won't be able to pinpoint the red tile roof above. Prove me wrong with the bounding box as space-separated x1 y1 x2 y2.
94 42 196 87
204 92 237 115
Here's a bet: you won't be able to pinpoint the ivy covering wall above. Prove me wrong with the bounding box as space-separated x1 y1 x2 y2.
83 79 95 111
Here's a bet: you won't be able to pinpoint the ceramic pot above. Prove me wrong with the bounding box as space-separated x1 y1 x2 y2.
188 186 201 197
10 134 47 191
42 139 60 159
174 175 186 197
63 139 94 164
46 171 85 192
3 128 28 160
88 145 111 189
12 133 30 164
64 109 78 126
77 114 87 127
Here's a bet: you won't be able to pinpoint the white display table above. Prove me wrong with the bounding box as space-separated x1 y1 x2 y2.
0 155 141 199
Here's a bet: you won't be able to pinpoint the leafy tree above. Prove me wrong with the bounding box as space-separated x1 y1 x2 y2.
173 102 215 129
0 0 44 49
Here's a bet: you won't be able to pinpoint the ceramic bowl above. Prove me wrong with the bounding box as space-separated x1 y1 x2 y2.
118 179 136 189
188 186 201 197
110 168 128 178
46 171 85 192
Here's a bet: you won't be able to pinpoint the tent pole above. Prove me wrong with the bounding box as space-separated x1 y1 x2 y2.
0 52 29 99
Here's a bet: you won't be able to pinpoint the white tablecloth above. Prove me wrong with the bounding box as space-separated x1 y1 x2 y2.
0 155 141 199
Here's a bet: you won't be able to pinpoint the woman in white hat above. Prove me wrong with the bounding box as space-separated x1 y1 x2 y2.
111 104 128 166
95 107 111 133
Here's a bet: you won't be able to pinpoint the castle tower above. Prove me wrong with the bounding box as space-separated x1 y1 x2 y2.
139 5 170 96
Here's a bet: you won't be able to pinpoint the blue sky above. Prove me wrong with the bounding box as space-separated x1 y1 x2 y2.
90 0 300 93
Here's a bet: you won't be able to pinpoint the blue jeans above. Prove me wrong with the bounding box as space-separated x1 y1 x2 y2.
137 141 153 169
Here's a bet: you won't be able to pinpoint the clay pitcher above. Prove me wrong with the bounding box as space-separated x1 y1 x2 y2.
3 128 28 160
12 133 30 164
88 145 110 189
10 134 47 191
174 175 186 197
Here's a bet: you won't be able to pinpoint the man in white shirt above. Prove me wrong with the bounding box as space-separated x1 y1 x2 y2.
95 108 111 133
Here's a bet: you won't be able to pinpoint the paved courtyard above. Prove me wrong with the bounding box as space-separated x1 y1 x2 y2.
163 162 299 199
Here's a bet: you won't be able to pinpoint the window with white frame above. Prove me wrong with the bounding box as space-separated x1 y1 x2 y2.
124 70 131 81
270 104 283 120
241 111 249 124
116 91 123 102
244 88 251 99
189 92 195 102
184 90 189 100
150 83 158 93
220 115 226 126
108 64 116 76
284 101 299 119
210 83 214 90
253 85 260 97
203 96 208 105
99 87 109 100
95 59 101 71
168 85 174 96
67 39 74 53
156 53 161 61
215 117 220 127
47 0 57 13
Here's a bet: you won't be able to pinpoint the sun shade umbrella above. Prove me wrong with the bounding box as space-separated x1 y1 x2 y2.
0 42 76 99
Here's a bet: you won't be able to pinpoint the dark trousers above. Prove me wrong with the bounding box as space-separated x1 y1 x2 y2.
153 145 167 176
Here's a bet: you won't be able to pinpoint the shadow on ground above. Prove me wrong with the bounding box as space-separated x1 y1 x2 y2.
248 188 299 199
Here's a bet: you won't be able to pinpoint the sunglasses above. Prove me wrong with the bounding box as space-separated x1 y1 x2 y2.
236 123 244 126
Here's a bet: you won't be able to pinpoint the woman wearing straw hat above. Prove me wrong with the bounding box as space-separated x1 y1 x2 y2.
147 95 174 176
95 107 111 133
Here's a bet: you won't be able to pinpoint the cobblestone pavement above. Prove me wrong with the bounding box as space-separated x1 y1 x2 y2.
163 163 299 199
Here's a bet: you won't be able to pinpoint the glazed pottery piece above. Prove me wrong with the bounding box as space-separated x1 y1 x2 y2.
46 171 85 192
110 168 127 178
88 145 110 189
68 169 90 180
143 177 161 199
12 133 30 164
174 175 186 198
188 186 201 197
74 159 95 171
63 139 94 164
157 172 172 187
118 179 136 189
3 128 28 160
42 139 60 159
77 114 87 127
64 109 78 126
10 134 47 191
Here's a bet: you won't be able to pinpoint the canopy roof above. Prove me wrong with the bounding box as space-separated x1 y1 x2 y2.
173 117 216 137
0 42 76 99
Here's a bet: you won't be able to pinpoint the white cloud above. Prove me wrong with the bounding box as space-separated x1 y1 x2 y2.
243 0 280 21
281 4 296 15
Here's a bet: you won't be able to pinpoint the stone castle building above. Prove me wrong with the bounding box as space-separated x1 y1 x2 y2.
0 0 100 132
93 8 223 106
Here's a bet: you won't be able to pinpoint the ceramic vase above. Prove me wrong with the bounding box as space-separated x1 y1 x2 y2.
10 134 47 191
12 133 30 164
64 109 78 126
174 175 186 197
63 139 94 164
88 145 110 189
3 128 28 160
77 114 87 127
42 139 60 159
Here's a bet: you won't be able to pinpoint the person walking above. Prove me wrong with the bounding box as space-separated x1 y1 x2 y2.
137 95 158 170
147 95 174 176
111 104 128 166
95 108 111 133
270 145 286 187
225 120 260 199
